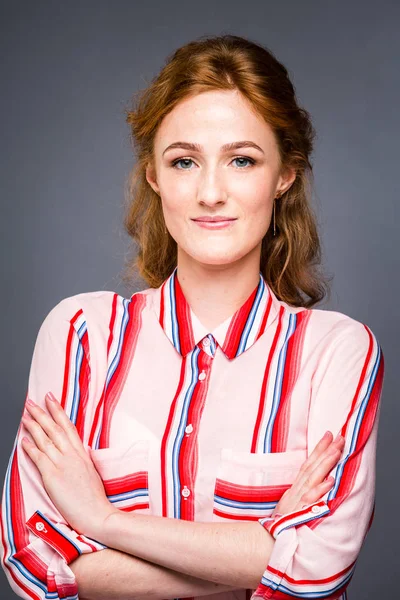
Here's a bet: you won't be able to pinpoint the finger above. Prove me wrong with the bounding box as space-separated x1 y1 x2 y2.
300 476 335 506
290 446 342 503
25 396 87 460
300 431 334 473
306 448 343 490
44 394 90 460
20 425 61 468
301 433 345 477
24 402 71 455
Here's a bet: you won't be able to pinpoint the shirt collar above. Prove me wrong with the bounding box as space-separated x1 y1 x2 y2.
153 267 281 360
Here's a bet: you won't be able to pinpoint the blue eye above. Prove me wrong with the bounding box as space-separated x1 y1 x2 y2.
171 156 256 170
172 158 194 170
232 157 255 168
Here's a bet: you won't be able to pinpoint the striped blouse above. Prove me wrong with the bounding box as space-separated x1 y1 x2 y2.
0 266 385 600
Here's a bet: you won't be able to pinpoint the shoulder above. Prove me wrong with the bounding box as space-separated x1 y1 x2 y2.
309 307 381 350
37 287 155 338
296 307 384 385
280 299 383 364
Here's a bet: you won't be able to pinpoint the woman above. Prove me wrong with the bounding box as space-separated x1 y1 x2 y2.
0 34 384 600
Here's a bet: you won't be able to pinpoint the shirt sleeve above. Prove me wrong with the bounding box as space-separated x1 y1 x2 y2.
0 297 107 600
251 319 385 600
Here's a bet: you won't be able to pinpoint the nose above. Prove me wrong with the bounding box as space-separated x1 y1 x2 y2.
197 167 227 208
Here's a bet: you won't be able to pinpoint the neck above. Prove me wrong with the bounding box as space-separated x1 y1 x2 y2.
176 247 261 332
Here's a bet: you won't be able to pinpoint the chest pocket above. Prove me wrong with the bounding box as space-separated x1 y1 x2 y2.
212 447 306 521
90 439 151 514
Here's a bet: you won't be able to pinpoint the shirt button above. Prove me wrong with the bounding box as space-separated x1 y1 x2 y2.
185 424 193 434
311 505 322 514
198 371 206 381
36 522 47 532
202 338 210 348
182 486 191 498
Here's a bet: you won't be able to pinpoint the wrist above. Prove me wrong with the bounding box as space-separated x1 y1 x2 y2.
100 507 124 547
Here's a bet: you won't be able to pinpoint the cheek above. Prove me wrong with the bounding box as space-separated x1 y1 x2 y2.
243 194 273 226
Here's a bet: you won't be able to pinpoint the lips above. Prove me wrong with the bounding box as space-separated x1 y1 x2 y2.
192 217 236 222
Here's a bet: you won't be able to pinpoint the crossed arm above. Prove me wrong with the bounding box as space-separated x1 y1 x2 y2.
69 547 240 600
19 396 342 600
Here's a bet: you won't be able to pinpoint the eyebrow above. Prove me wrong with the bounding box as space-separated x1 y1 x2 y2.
162 140 265 156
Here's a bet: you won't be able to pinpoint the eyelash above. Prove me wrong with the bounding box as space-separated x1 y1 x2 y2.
170 156 257 170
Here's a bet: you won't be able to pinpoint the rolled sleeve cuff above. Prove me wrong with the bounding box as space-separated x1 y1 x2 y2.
258 500 330 539
26 509 107 565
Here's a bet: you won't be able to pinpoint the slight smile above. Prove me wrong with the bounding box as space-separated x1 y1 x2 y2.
191 217 237 230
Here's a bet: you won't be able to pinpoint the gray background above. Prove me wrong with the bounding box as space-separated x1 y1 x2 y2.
1 1 398 598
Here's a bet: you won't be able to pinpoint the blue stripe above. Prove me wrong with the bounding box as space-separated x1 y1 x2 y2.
272 506 331 535
261 564 354 597
35 510 82 555
3 437 63 597
329 342 381 501
236 274 264 356
95 296 130 449
108 489 149 503
106 297 130 388
170 268 181 354
209 334 217 356
70 323 86 425
263 313 297 453
171 346 200 518
214 495 277 511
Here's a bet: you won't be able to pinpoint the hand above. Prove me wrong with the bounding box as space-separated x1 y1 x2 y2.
20 392 118 540
273 431 345 517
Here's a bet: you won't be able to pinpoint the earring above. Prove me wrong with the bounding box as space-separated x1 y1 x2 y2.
273 198 276 236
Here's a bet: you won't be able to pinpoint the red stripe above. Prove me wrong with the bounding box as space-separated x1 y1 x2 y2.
179 351 212 521
103 471 148 497
26 512 80 564
174 272 195 356
251 307 285 453
1 442 42 599
257 291 273 339
253 580 350 600
271 311 310 453
268 500 327 537
88 294 119 448
266 556 356 585
159 279 167 329
60 318 77 411
76 534 97 552
161 357 187 517
309 330 384 530
74 327 90 439
99 294 146 449
13 545 47 583
223 284 259 358
213 508 263 521
119 503 150 512
215 478 290 503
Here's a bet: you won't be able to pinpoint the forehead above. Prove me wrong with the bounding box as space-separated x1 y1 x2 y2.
154 89 276 149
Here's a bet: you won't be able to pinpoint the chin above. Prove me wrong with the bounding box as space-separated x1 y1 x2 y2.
185 248 249 267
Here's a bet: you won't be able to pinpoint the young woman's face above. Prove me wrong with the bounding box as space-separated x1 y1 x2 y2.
146 89 296 269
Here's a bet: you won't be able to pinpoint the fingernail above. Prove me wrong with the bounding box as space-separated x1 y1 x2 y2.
323 430 331 440
46 392 56 402
334 433 343 443
26 399 36 406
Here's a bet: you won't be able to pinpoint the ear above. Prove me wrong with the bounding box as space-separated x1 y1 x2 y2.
145 162 160 195
276 165 297 197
